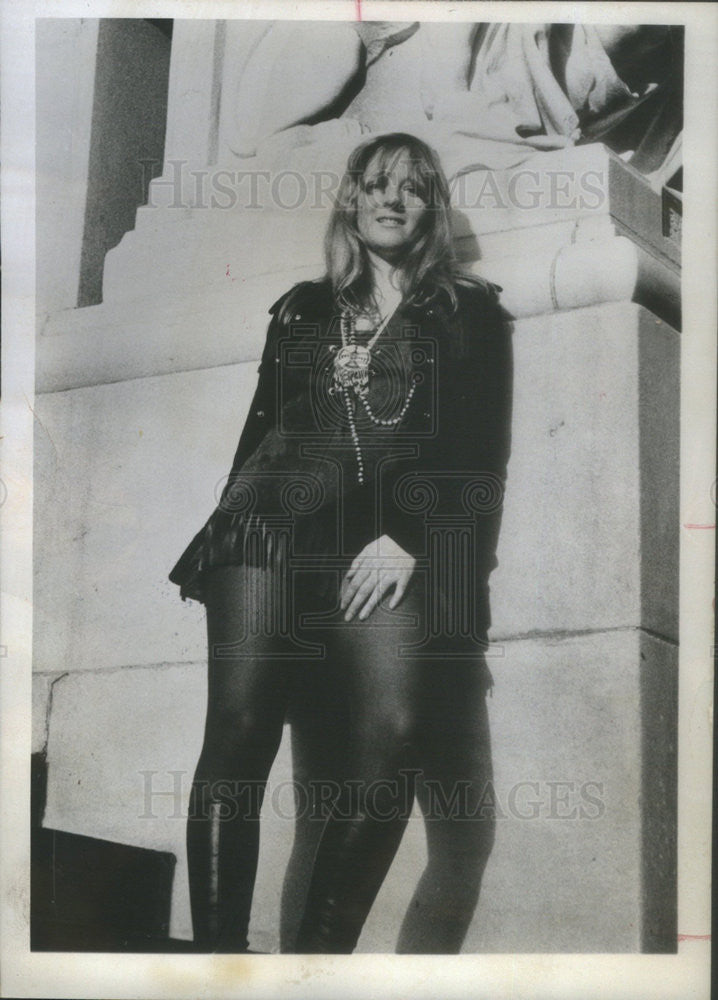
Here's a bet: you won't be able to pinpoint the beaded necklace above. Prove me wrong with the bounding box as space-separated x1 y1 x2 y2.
330 307 417 485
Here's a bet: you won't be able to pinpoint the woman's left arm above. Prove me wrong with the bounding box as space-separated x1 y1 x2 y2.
384 284 511 552
342 285 512 621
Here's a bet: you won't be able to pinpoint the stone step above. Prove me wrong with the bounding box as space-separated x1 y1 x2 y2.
38 241 680 395
100 144 677 310
32 826 176 951
136 144 678 260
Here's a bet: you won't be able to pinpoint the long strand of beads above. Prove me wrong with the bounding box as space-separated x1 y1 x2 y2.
342 386 365 484
356 380 417 426
336 308 417 484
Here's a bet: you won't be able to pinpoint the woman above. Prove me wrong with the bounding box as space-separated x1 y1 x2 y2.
169 132 511 953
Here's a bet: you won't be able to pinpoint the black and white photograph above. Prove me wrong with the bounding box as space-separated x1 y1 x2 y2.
1 1 715 997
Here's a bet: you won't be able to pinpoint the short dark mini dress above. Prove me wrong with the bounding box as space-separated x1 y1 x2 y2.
169 276 511 656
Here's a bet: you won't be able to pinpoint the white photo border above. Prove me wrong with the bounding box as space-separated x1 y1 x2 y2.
1 2 715 997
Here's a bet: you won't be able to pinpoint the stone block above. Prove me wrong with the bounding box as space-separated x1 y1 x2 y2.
455 143 680 266
42 663 206 941
474 236 680 330
33 365 261 674
36 19 99 315
490 302 679 641
38 248 679 393
41 627 676 951
102 201 327 303
32 672 61 754
462 628 676 953
37 266 318 393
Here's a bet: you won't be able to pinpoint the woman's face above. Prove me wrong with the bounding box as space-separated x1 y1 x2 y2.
356 150 429 262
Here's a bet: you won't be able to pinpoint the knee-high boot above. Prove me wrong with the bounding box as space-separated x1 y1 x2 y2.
186 777 264 952
294 810 407 953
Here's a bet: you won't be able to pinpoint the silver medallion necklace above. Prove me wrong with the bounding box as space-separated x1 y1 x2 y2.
331 306 417 485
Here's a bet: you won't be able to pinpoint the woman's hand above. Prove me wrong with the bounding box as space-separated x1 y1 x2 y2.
341 535 416 621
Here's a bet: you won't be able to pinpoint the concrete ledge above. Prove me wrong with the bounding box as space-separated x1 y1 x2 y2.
36 143 681 394
36 266 318 394
137 144 678 259
36 244 679 394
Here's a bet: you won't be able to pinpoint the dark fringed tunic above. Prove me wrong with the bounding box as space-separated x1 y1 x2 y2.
169 276 511 644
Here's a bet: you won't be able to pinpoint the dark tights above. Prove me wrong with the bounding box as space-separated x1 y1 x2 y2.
187 564 494 953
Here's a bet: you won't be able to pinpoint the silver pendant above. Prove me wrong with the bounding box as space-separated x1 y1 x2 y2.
333 344 371 392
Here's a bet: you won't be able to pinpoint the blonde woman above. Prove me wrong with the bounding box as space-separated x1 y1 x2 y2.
170 133 511 952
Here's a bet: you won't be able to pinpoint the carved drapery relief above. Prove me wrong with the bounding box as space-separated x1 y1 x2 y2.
216 21 681 183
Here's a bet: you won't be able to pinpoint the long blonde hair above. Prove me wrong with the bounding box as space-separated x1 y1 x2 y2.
325 133 468 314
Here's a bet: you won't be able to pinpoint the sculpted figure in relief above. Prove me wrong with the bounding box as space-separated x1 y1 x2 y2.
227 22 682 184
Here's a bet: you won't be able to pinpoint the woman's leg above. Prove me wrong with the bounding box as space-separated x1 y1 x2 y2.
279 659 351 952
397 662 495 953
186 565 290 952
293 587 426 953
